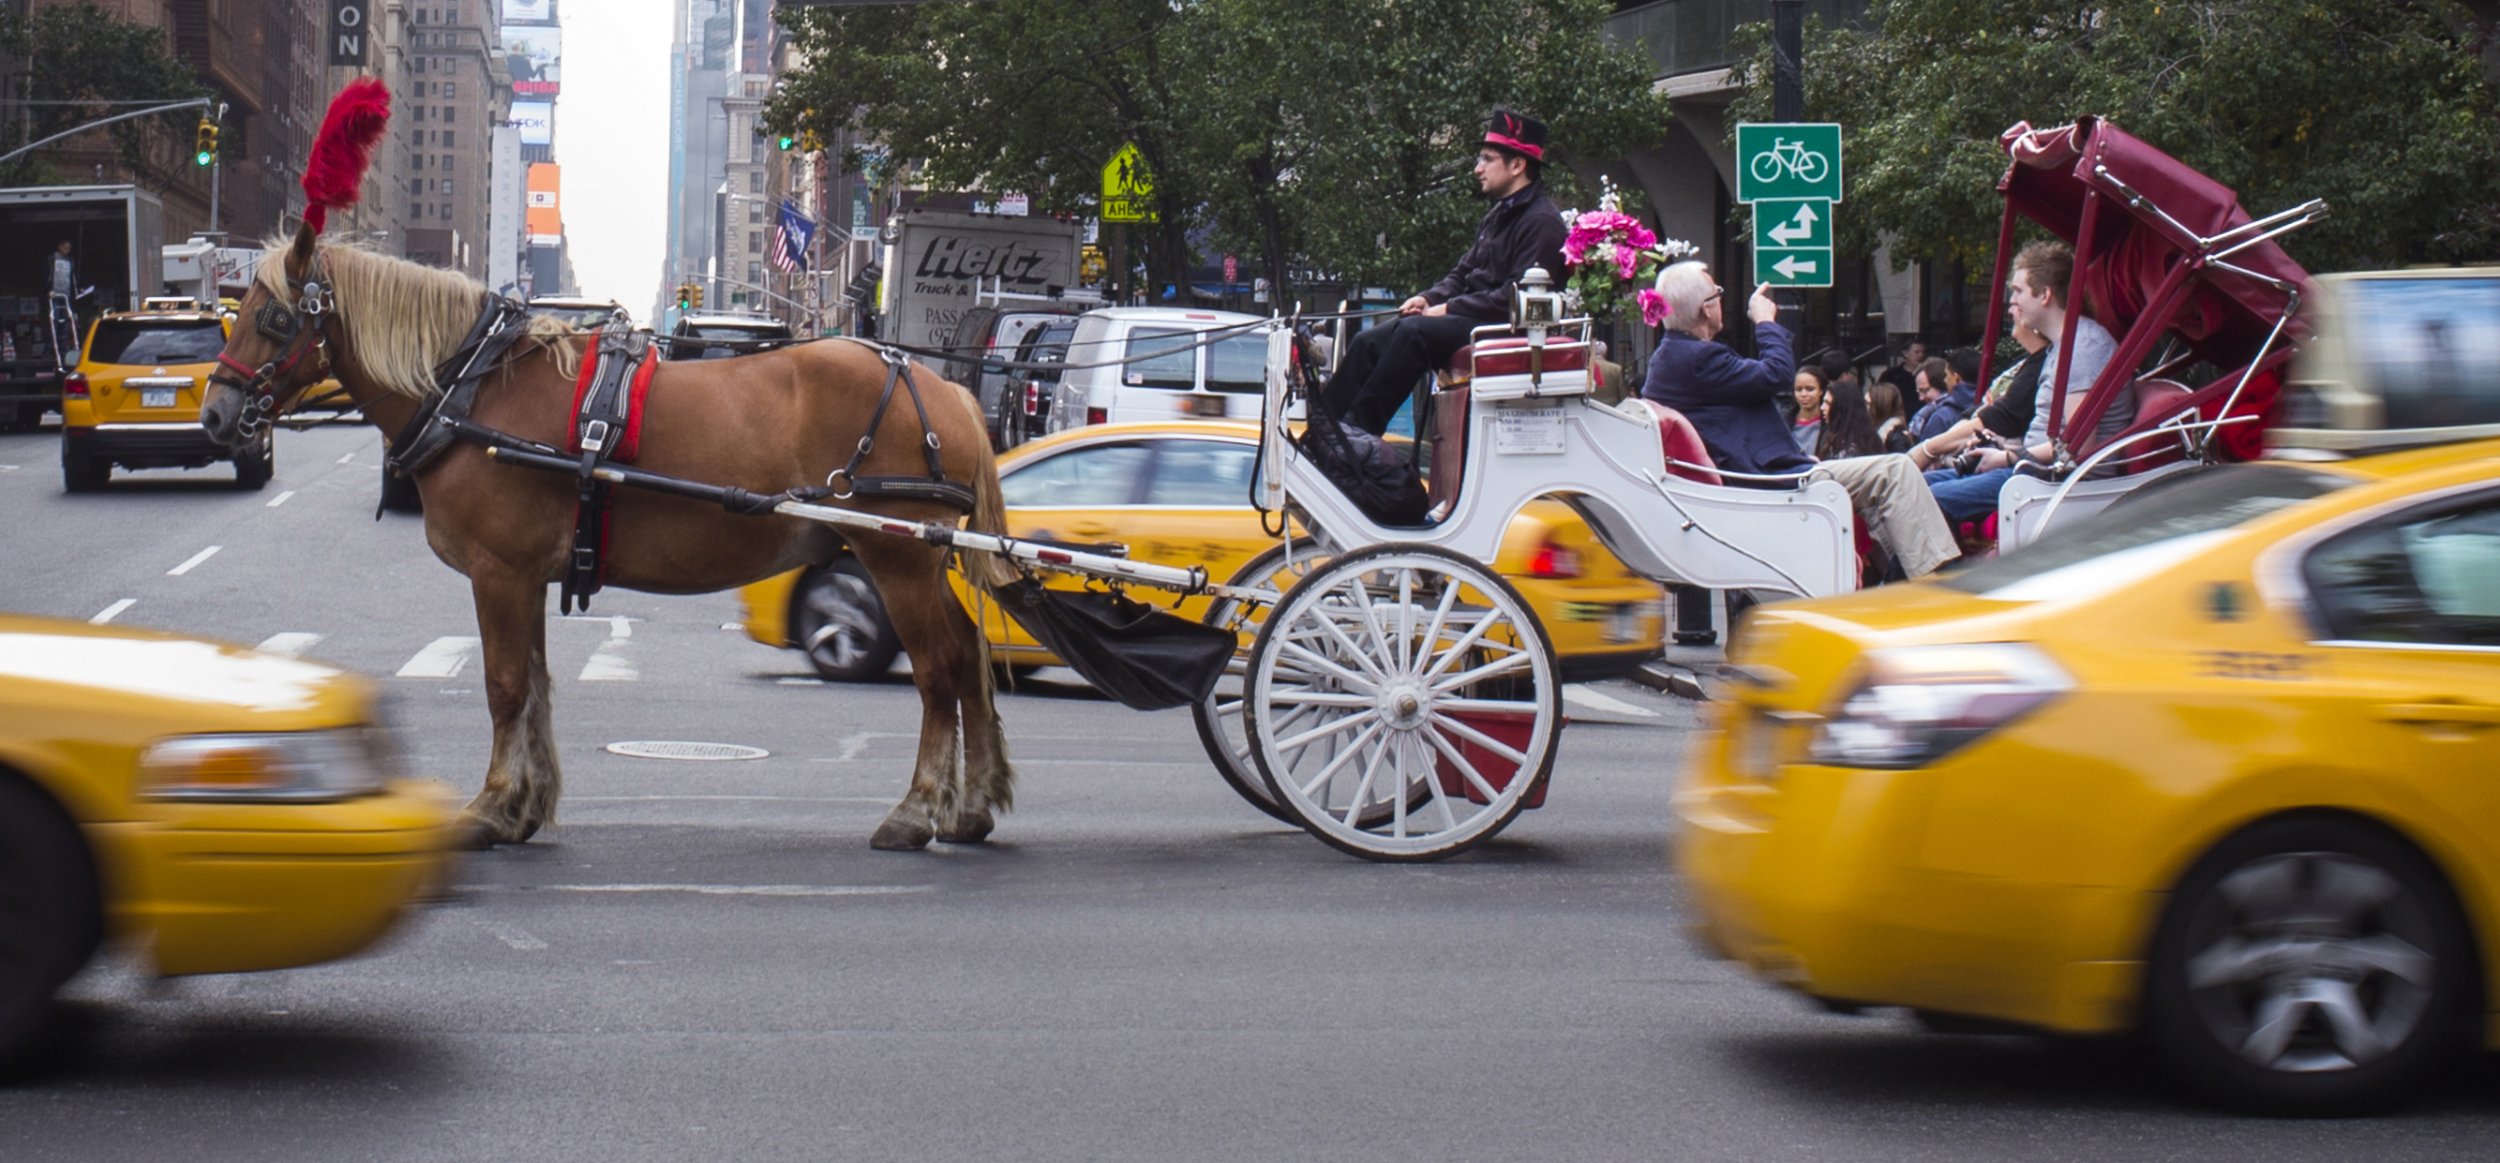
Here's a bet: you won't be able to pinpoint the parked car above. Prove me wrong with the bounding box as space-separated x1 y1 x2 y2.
663 313 794 360
1678 439 2500 1114
735 420 1664 683
1043 307 1269 433
58 308 271 491
997 316 1079 449
0 612 460 1070
944 305 1084 448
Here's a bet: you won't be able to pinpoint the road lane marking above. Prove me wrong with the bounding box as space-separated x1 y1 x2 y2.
265 489 296 508
504 883 933 899
336 451 355 464
1564 684 1659 720
90 599 135 624
570 795 900 804
397 636 480 678
167 545 222 576
479 921 547 951
255 632 324 658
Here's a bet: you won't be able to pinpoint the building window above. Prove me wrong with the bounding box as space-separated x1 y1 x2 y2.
411 178 425 196
747 232 761 254
442 154 454 171
748 171 763 194
440 203 452 218
442 130 455 148
749 262 764 284
440 105 452 121
441 179 454 195
444 82 456 98
747 203 763 224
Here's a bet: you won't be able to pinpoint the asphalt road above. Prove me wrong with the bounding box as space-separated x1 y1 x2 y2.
3 420 2497 1161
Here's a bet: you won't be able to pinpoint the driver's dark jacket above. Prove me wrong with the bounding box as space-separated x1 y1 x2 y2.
1423 182 1568 322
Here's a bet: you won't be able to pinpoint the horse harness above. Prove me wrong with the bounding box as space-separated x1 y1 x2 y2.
208 254 337 440
377 302 976 614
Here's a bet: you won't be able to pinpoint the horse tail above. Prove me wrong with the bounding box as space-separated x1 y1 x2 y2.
956 391 1021 594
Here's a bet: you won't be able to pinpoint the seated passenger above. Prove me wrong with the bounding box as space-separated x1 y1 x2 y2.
1641 261 1960 579
1912 240 2129 524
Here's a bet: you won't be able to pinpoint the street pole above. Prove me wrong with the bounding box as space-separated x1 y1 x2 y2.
208 103 226 236
1771 0 1804 124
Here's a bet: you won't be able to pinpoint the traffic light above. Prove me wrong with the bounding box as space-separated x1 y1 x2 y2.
193 116 219 167
674 284 691 310
690 284 703 310
776 130 796 151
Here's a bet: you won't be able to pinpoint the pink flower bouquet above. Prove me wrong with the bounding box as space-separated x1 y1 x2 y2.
1560 180 1695 327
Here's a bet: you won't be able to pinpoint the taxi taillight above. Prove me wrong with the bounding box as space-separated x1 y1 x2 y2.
63 372 88 399
1527 538 1581 579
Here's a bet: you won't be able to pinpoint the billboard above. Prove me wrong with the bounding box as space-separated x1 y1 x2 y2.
501 0 554 21
504 25 561 96
527 163 562 243
511 101 553 146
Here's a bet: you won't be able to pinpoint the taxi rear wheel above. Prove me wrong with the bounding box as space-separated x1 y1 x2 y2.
0 774 103 1076
793 558 901 683
59 447 107 492
2145 816 2475 1115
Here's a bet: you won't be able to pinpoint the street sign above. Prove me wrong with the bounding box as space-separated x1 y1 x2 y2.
1100 142 1157 224
1735 122 1842 204
1751 196 1833 288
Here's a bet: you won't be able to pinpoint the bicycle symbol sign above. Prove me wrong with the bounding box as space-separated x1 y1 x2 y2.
1736 123 1843 204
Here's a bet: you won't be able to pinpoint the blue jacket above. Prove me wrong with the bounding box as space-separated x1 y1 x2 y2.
1642 319 1805 478
1907 380 1977 441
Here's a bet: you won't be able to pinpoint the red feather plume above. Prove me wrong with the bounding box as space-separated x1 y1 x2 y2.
300 79 393 234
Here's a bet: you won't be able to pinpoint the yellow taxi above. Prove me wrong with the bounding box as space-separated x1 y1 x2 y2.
0 614 460 1070
59 308 273 491
1677 439 2500 1113
736 420 1665 682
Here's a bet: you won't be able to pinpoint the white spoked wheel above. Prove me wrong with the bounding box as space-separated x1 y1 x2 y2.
1243 543 1561 861
1191 539 1334 824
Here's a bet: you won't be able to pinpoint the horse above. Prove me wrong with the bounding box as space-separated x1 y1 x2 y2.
199 222 1021 851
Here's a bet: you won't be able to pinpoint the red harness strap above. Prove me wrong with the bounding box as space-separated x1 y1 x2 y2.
565 342 656 462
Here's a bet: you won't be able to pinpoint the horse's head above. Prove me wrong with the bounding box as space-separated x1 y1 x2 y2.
203 223 337 449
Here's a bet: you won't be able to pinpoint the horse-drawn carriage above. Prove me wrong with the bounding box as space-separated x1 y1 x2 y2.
201 89 2323 862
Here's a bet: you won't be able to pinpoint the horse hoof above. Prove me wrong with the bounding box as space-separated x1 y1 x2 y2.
456 811 537 848
870 816 934 851
935 811 994 844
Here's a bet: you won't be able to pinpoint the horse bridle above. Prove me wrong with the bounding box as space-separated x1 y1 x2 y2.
210 255 335 439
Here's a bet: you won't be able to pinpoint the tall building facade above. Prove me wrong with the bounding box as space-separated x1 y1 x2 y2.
501 0 564 295
399 1 506 275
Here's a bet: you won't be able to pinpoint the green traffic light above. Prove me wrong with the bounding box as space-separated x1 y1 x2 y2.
195 150 213 166
777 134 795 150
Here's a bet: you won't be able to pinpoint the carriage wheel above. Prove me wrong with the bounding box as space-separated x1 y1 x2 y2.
1243 544 1561 861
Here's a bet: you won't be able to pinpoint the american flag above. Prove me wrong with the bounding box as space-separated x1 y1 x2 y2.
772 200 815 274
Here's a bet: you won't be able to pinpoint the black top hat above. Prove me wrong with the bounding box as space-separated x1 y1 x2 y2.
1484 109 1547 163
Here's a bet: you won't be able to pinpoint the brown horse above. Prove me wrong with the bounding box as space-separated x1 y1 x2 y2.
199 223 1019 851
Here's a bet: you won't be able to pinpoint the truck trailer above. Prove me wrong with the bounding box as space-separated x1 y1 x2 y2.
0 185 166 429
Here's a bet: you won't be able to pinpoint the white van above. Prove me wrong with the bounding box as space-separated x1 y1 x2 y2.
1044 306 1270 433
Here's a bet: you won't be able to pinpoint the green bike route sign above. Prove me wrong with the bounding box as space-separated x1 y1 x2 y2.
1735 123 1842 204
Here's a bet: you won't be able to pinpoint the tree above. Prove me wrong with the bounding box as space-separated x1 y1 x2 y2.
1731 0 2500 273
768 0 1669 305
0 3 209 188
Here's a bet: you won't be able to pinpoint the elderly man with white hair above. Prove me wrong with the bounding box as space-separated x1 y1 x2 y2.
1641 261 1959 579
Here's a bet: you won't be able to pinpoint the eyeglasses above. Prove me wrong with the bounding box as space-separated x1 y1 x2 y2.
1704 289 1724 304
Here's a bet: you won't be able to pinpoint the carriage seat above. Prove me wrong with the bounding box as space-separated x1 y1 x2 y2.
1639 401 1722 486
2118 378 2195 475
1437 340 1612 396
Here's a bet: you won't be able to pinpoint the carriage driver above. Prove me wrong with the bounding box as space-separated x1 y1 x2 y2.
1318 109 1568 434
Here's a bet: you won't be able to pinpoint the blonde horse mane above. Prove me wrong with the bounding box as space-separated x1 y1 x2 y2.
255 236 581 398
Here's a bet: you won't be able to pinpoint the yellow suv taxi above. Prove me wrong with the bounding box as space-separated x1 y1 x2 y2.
59 308 273 492
1678 440 2500 1114
0 613 460 1071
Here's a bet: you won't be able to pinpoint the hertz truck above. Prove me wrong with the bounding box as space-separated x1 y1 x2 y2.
0 185 166 430
877 208 1083 352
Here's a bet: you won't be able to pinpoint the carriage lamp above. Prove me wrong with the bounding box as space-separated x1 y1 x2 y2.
140 727 396 802
1807 643 2071 769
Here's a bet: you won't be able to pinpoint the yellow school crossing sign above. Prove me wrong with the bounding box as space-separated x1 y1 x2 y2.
1101 142 1157 223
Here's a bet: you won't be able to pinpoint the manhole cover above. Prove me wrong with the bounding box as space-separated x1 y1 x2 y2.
605 740 770 762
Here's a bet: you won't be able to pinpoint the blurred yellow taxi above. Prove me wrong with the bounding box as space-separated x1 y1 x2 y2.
738 420 1664 682
59 308 274 491
0 614 460 1069
1677 440 2500 1113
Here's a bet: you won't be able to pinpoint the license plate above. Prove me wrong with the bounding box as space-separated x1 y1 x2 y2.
142 387 177 409
1178 394 1226 417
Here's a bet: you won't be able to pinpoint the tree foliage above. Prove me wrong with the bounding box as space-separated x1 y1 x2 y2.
1730 0 2500 272
767 0 1668 302
0 3 209 188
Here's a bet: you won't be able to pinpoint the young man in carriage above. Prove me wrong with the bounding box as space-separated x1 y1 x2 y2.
1318 109 1568 434
1642 260 1961 580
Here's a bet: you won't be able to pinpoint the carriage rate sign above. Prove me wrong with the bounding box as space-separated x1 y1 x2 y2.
1737 123 1842 288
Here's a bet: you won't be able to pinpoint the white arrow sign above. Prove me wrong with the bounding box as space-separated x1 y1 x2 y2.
1769 202 1820 246
1774 254 1820 279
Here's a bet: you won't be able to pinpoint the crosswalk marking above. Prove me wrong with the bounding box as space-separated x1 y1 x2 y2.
579 638 636 681
397 636 480 678
255 632 324 658
1564 684 1659 720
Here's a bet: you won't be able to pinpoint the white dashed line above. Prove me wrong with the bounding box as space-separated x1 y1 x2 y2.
255 632 324 658
166 545 222 576
397 636 480 678
479 921 547 951
1563 684 1659 720
514 883 933 899
578 615 636 681
336 451 355 464
265 489 296 508
90 598 136 625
